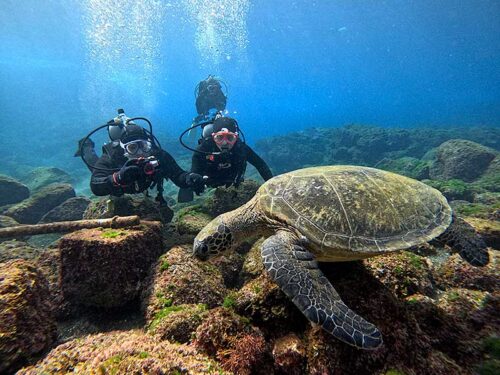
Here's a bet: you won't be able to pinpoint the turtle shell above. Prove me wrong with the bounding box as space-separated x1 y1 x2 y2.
257 165 452 260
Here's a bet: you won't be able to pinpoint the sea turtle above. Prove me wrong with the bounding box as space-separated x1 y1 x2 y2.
193 166 489 350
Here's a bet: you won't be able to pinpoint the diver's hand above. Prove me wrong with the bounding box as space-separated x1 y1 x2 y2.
113 164 141 185
185 173 205 194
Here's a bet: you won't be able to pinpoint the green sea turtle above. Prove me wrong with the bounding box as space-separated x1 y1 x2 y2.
193 166 489 349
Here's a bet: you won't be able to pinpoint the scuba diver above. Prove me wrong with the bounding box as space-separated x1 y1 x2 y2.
76 109 205 220
178 116 273 202
188 75 228 141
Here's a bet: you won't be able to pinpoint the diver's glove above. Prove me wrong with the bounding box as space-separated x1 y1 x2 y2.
113 164 141 186
185 173 205 194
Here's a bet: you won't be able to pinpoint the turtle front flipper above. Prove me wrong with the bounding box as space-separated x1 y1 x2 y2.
435 214 489 266
261 230 382 350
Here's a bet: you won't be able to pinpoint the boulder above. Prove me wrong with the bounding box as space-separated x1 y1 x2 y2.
175 205 213 235
59 223 163 308
272 333 306 375
434 251 499 292
147 303 208 343
377 157 430 180
17 330 226 374
20 167 73 192
0 260 56 374
38 196 91 223
205 180 260 216
3 183 75 224
429 139 497 182
0 174 29 206
0 240 43 263
193 307 270 374
142 246 227 324
84 194 172 223
464 217 500 249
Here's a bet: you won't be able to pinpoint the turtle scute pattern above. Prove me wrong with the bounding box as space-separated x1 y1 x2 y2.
258 166 452 257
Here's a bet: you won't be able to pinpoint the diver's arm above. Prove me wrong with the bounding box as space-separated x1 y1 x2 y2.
245 145 273 181
158 150 191 188
190 147 207 175
90 155 124 196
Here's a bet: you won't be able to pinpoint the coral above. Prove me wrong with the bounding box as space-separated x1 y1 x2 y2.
210 250 245 288
142 246 227 324
17 330 227 374
148 303 208 343
364 251 435 298
0 259 56 374
434 251 499 292
437 288 490 319
423 178 474 201
3 183 75 224
59 223 163 308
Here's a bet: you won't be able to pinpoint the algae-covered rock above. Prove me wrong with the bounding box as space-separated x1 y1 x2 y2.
0 215 21 243
429 139 497 182
364 251 435 298
211 251 245 288
59 223 163 308
3 183 75 224
143 246 227 324
0 174 29 206
83 194 172 222
17 330 227 374
0 259 56 374
20 166 73 192
423 178 474 201
234 274 306 334
205 180 260 216
175 205 213 235
377 156 430 180
38 196 91 223
240 237 266 283
0 240 43 263
193 307 270 374
434 251 499 292
437 288 491 320
464 217 500 249
272 333 306 375
147 303 208 343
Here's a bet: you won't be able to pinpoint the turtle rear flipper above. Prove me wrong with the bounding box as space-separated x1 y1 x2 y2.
436 215 489 267
261 231 382 350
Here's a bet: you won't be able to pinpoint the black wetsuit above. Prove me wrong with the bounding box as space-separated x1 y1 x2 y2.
90 144 190 197
191 140 273 187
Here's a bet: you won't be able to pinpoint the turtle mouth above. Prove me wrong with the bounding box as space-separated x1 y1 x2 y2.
193 239 209 260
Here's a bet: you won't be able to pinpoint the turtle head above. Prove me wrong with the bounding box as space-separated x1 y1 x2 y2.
193 216 234 260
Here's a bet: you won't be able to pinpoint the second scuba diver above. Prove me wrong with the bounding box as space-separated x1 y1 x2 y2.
179 116 273 202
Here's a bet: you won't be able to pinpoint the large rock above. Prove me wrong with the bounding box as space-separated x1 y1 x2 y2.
204 180 260 216
17 330 227 374
0 260 56 374
38 196 91 223
0 175 29 206
84 194 173 223
429 139 497 182
464 217 500 249
142 246 227 325
59 223 163 308
0 240 43 263
3 183 75 224
20 167 73 192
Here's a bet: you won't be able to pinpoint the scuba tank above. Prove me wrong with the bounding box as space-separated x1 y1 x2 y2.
108 108 131 141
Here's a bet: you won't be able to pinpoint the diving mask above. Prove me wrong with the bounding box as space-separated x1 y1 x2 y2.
120 139 152 156
212 128 238 147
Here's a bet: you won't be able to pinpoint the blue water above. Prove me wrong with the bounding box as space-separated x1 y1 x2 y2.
0 0 499 180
